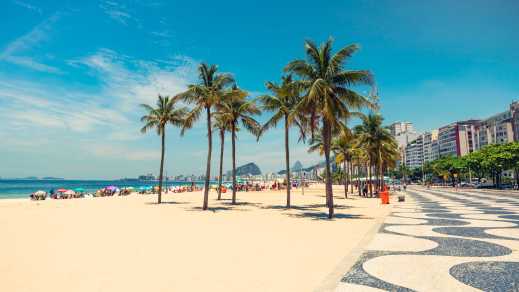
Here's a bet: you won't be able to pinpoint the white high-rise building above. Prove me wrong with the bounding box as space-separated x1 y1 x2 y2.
388 121 418 166
389 122 415 136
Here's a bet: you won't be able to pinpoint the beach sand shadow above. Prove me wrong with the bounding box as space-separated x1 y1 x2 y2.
262 203 353 211
145 201 188 205
186 206 249 212
287 212 373 221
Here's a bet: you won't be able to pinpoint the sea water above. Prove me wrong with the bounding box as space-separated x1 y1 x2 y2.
0 179 208 199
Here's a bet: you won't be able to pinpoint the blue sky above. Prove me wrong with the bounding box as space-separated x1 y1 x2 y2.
1 0 518 179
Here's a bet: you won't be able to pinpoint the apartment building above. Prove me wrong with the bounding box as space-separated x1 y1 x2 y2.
389 121 418 166
389 121 415 136
423 130 439 163
476 111 514 148
405 135 424 169
438 120 479 157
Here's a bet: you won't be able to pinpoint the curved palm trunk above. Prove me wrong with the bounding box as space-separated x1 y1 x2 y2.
203 107 211 210
322 120 334 219
217 129 225 200
158 130 165 204
343 160 348 198
284 116 291 208
231 123 237 204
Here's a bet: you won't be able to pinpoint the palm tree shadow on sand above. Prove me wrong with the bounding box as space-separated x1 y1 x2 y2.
261 203 353 211
287 212 372 221
145 201 188 205
186 206 250 213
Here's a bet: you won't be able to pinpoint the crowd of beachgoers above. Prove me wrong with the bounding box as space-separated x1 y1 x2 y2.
29 180 310 201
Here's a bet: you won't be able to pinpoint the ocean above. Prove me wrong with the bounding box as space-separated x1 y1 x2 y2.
0 179 209 199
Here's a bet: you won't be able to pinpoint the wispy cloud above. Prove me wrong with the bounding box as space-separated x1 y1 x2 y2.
73 49 198 111
99 0 134 26
0 13 61 73
12 0 42 14
0 49 198 152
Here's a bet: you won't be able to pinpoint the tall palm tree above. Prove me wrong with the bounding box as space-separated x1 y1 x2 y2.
259 75 306 208
140 95 187 204
355 113 395 193
285 38 375 218
332 129 354 198
213 114 230 200
217 87 261 204
307 133 325 156
175 63 234 210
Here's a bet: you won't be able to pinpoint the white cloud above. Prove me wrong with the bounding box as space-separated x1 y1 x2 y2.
12 0 42 14
74 49 198 111
99 0 134 26
0 49 198 149
0 13 61 73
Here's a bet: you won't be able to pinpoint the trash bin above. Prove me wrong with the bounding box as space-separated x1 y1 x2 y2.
380 191 389 204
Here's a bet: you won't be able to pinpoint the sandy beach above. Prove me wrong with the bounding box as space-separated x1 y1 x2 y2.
0 184 391 292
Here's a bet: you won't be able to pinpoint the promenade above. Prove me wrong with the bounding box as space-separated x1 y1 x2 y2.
337 186 519 291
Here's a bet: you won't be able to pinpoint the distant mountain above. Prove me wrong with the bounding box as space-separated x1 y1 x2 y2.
277 161 304 175
292 161 303 171
233 162 262 176
278 158 337 174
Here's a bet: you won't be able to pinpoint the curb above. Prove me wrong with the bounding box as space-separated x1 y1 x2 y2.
313 204 392 292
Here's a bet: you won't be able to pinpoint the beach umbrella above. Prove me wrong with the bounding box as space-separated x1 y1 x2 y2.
126 186 134 190
64 190 75 195
34 190 46 196
74 187 85 193
57 188 67 193
105 186 117 191
138 186 146 191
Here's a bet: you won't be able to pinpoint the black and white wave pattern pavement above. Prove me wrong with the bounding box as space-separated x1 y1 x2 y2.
336 187 519 292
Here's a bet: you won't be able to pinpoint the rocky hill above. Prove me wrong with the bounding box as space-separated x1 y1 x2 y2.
234 162 262 176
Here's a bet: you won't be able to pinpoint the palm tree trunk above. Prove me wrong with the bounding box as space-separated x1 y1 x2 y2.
357 163 361 196
203 107 212 210
348 159 353 195
343 160 348 198
368 162 373 197
322 120 334 219
158 130 165 204
231 123 237 204
284 116 291 208
217 129 225 200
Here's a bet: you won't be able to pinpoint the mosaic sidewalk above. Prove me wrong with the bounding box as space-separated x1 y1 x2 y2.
336 187 519 292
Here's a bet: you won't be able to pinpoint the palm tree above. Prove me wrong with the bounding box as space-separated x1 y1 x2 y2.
213 115 230 200
285 38 375 218
140 95 187 204
307 133 324 156
175 63 234 210
258 75 306 208
217 87 261 204
355 113 396 194
332 129 354 198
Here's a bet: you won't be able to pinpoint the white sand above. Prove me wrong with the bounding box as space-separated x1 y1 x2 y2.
0 184 391 292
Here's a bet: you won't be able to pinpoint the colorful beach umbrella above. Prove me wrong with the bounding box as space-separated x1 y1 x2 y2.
57 188 67 193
